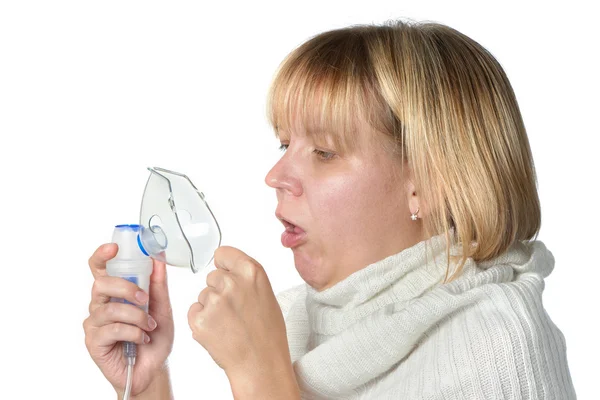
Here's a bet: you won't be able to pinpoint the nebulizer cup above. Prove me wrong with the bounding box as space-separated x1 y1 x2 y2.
137 167 222 273
107 167 222 400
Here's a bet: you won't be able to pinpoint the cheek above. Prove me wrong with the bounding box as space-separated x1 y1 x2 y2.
310 174 381 238
314 163 407 233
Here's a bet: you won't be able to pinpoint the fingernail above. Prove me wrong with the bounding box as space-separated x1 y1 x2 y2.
148 316 157 330
135 291 149 304
144 333 151 344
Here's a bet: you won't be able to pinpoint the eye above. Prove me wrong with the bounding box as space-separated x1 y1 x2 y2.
313 149 336 161
279 143 289 152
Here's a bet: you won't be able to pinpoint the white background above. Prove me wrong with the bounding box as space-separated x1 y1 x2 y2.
0 1 597 399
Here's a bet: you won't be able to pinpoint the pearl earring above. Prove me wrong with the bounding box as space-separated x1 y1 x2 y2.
411 207 419 221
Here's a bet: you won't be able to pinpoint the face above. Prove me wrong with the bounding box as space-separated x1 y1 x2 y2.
265 121 423 291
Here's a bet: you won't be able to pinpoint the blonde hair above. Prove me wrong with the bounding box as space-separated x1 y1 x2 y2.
267 19 541 281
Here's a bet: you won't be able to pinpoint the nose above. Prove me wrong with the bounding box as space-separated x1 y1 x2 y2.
264 152 303 197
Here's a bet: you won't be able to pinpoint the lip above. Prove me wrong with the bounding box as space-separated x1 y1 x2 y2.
275 211 307 248
275 212 304 231
280 230 307 248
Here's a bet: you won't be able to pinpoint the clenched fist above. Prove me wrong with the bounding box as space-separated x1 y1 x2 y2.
187 246 299 398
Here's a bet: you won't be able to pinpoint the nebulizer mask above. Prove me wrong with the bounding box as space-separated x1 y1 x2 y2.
137 167 222 272
105 167 222 399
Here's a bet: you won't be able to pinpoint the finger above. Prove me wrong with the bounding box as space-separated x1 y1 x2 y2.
94 322 151 347
197 286 218 307
213 246 261 276
206 268 235 293
89 276 149 313
88 243 118 279
187 302 205 333
89 302 157 332
148 258 172 320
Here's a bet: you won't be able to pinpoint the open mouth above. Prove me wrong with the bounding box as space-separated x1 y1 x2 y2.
277 215 307 248
281 218 304 234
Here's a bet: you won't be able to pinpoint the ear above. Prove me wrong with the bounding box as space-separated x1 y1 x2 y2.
405 179 427 220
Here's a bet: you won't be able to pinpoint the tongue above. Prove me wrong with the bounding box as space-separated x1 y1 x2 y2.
293 226 305 234
286 224 305 234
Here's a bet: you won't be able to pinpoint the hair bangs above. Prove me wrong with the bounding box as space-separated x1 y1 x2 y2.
267 32 380 154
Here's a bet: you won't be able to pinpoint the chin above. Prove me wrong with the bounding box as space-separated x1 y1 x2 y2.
292 248 328 290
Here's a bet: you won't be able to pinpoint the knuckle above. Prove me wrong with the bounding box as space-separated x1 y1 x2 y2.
111 322 124 336
187 304 204 330
91 277 108 298
197 287 208 303
187 306 194 324
240 259 260 280
207 269 218 280
91 279 101 297
222 274 235 291
104 302 117 319
206 270 218 287
207 291 221 306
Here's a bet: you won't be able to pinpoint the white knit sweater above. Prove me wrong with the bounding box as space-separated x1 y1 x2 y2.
276 234 576 399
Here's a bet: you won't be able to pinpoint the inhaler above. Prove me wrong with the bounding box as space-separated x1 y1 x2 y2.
107 167 222 400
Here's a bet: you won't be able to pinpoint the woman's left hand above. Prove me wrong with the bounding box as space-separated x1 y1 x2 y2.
187 246 299 398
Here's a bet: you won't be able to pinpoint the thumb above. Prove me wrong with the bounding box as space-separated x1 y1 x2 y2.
148 258 172 320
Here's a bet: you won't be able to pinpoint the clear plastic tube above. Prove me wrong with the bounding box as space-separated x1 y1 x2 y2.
123 356 135 400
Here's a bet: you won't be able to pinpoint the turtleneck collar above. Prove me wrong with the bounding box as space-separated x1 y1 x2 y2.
286 234 555 398
304 231 473 338
286 235 554 399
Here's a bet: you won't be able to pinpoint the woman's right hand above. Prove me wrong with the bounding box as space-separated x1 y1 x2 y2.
83 243 174 397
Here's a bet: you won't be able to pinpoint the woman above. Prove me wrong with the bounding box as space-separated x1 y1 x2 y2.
83 20 576 399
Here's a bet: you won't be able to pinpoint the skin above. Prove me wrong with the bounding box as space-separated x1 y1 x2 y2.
265 121 426 290
83 120 426 399
84 243 174 398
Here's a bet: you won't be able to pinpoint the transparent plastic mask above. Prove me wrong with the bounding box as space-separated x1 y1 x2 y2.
137 167 222 273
